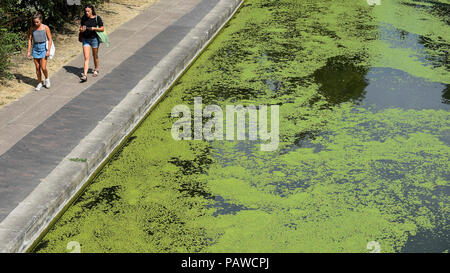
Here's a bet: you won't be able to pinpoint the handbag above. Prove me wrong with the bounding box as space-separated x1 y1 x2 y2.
45 40 55 59
95 16 110 47
44 25 55 59
78 32 83 42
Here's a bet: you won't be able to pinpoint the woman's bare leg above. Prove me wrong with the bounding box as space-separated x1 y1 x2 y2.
41 57 48 79
92 47 99 72
83 45 91 75
33 58 42 83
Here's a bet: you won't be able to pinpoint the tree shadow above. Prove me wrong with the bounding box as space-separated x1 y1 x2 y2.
12 74 38 87
313 55 369 105
442 84 449 104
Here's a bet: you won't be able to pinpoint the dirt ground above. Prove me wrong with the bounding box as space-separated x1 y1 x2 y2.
0 0 158 109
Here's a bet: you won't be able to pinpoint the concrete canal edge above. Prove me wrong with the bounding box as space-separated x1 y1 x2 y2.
0 0 243 253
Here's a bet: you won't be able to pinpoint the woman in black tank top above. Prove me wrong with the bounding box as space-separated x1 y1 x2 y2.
79 4 104 82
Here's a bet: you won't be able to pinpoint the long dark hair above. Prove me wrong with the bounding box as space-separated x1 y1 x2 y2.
83 4 96 16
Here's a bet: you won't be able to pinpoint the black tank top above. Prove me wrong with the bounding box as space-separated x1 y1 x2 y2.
81 16 103 39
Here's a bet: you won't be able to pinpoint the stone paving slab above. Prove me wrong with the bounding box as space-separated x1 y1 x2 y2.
0 0 243 252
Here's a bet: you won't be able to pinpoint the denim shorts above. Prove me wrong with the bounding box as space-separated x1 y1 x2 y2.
82 37 99 48
32 42 47 59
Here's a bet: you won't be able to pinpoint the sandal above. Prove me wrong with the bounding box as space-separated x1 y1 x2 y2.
93 70 99 77
80 73 87 82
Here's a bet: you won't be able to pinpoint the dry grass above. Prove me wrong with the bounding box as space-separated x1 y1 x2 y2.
0 0 158 109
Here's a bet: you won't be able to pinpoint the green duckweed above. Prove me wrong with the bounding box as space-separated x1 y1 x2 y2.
34 0 449 253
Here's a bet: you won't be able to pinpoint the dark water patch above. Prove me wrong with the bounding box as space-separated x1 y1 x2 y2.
110 136 138 162
217 141 259 158
313 56 369 105
417 35 450 69
291 130 327 149
264 49 292 64
379 23 449 69
401 1 434 9
379 23 424 51
403 0 450 25
272 178 312 196
378 24 438 68
361 67 449 110
258 0 279 9
178 178 214 199
401 228 449 253
370 159 408 180
169 153 213 176
294 137 326 154
284 76 311 89
310 22 339 39
141 205 202 244
429 2 450 25
210 195 249 216
184 87 263 104
32 239 49 253
263 41 301 64
443 85 450 104
80 185 121 211
400 198 450 254
265 79 282 92
168 147 215 198
354 7 378 35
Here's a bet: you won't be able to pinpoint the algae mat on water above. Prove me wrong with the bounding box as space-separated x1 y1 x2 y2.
34 0 449 253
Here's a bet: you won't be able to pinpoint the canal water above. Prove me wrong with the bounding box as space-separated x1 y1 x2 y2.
33 0 449 253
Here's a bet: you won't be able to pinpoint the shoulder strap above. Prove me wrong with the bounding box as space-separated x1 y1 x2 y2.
44 25 48 41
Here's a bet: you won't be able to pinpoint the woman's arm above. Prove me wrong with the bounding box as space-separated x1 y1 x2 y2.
27 28 32 59
90 16 104 32
91 26 104 32
45 25 52 57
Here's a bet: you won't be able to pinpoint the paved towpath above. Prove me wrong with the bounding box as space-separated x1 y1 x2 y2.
0 0 242 252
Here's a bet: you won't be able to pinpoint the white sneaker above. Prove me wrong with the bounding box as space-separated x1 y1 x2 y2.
35 82 43 91
44 78 51 89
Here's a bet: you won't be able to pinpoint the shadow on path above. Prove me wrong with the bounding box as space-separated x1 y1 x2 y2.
63 66 83 77
63 66 95 75
12 74 38 87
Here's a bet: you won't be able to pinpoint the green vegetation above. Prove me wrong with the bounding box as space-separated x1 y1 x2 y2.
0 29 23 80
34 0 449 253
69 158 88 163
